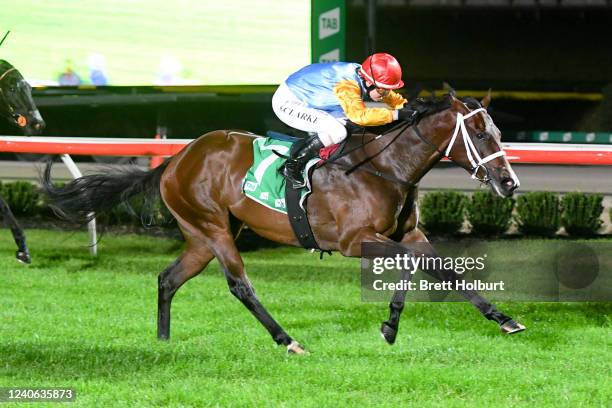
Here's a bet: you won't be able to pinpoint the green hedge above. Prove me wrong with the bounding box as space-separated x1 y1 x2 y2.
0 181 608 239
0 181 43 216
419 191 466 235
467 190 514 236
515 192 560 236
560 192 603 236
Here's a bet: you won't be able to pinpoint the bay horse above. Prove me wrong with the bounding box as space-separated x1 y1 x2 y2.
0 60 45 263
42 93 525 353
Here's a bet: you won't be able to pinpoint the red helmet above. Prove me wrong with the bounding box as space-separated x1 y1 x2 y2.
359 53 404 89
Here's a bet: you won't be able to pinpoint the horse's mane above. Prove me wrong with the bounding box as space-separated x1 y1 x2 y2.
351 94 453 135
349 94 484 136
460 96 483 110
407 94 453 115
407 94 483 115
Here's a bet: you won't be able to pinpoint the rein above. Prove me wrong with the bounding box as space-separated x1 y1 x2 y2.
0 67 22 117
0 67 16 115
323 120 416 187
0 67 16 82
0 69 17 115
322 105 505 187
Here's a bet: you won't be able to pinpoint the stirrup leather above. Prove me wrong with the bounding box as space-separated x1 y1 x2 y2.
283 135 324 189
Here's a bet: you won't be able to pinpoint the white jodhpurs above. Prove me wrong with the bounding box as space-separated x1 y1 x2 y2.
272 82 347 147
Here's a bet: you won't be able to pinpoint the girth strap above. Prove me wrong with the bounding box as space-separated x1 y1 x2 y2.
284 142 325 253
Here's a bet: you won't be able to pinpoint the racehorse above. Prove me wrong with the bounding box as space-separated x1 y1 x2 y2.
42 92 525 353
0 60 45 263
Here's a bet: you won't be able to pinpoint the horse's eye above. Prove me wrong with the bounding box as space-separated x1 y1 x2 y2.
476 132 489 140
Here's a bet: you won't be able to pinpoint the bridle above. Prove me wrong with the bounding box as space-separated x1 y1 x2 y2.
0 67 18 115
444 107 506 183
0 67 30 127
326 102 516 188
0 67 16 82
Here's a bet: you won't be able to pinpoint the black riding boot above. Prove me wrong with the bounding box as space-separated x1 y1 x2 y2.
283 134 324 189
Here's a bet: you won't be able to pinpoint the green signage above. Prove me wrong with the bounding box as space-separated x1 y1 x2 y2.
311 0 345 63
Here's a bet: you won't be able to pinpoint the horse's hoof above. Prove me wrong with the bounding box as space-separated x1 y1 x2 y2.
500 319 526 334
287 340 306 355
16 250 31 264
380 322 397 345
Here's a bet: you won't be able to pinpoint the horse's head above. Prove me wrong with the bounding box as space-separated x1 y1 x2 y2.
443 94 520 197
0 60 45 135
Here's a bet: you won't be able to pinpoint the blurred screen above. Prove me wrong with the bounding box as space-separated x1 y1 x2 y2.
0 0 310 86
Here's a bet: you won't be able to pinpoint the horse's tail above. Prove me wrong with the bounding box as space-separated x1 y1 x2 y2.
41 159 171 224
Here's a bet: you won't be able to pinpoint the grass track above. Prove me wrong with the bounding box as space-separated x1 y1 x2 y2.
1 230 611 407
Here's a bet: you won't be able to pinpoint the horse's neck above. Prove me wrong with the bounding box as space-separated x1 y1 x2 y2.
365 117 449 188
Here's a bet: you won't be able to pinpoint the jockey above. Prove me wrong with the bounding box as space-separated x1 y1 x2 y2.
272 52 416 188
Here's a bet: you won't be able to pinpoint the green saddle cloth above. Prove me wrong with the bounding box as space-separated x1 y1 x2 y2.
242 137 318 214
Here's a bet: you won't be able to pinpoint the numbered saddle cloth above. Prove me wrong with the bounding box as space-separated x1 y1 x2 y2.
242 137 319 214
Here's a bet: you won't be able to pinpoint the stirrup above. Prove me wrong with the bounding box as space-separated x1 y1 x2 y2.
283 166 306 189
289 178 307 189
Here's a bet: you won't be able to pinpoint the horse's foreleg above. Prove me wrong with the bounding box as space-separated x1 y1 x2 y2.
157 243 214 340
379 231 422 344
213 231 303 354
380 267 413 345
0 195 30 264
339 228 414 344
400 229 525 334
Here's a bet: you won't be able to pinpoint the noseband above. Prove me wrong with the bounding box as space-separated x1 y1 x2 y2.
443 107 506 183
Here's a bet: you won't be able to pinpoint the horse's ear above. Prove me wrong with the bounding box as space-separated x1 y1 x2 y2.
481 89 492 108
444 82 456 98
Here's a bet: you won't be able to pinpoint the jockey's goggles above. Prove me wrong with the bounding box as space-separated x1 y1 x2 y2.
376 87 391 97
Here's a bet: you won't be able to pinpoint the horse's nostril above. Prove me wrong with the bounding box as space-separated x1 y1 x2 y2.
502 178 516 190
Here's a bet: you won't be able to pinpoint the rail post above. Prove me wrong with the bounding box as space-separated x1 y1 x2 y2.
59 154 97 256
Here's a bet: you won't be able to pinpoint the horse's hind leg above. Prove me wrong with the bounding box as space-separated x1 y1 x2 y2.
212 230 304 354
0 195 30 264
157 241 214 340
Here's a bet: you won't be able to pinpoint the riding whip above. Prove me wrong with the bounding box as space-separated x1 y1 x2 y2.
0 31 10 48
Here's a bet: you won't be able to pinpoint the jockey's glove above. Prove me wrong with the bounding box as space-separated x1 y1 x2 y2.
397 107 419 123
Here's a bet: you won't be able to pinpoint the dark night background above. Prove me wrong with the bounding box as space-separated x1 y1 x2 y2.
2 3 611 145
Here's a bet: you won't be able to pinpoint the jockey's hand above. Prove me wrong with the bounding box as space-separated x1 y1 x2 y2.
397 107 418 123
